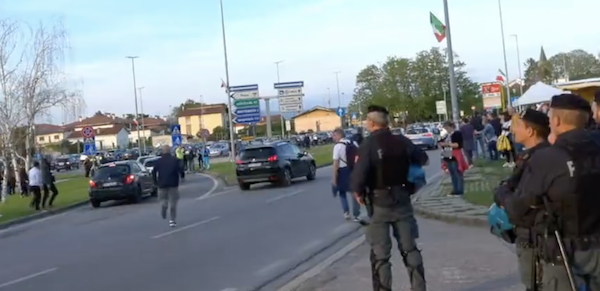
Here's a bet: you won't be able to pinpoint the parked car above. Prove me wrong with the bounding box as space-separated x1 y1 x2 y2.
136 155 155 165
405 127 437 150
391 127 405 135
209 144 230 157
122 149 139 160
53 156 73 171
142 157 160 173
88 161 157 208
68 155 80 169
235 141 316 190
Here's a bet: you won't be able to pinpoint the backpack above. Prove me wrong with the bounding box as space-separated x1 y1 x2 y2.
338 141 358 169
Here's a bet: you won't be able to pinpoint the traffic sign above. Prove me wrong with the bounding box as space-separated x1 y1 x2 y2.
234 115 261 124
229 84 259 100
83 136 96 155
351 113 358 120
82 126 95 138
171 124 182 146
234 99 259 107
435 100 447 115
336 107 346 117
234 107 260 115
275 81 304 113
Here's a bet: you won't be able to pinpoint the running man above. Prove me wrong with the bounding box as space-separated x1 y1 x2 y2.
152 145 184 227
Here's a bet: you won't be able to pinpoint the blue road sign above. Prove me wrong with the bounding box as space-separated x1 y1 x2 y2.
234 115 261 124
351 112 358 120
34 153 42 160
83 136 96 155
336 107 346 117
229 84 259 92
273 81 304 89
234 107 260 115
510 96 519 104
171 124 182 146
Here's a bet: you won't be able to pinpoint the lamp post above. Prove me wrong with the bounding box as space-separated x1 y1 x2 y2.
510 34 524 96
274 60 285 137
442 0 460 124
126 56 142 149
219 0 236 160
334 71 341 107
138 86 146 153
497 0 512 107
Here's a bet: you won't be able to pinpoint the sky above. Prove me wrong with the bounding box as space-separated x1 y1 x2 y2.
3 0 600 124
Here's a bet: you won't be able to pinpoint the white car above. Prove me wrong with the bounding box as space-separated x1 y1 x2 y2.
143 157 160 173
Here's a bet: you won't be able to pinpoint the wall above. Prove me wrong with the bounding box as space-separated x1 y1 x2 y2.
37 132 68 145
115 129 130 148
152 135 172 147
128 129 153 143
567 87 599 103
177 113 224 136
294 110 341 132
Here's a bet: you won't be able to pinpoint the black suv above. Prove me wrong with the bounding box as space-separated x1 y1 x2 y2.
235 141 316 190
88 161 157 208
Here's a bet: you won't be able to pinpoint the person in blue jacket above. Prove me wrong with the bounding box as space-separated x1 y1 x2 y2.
203 146 210 170
152 145 184 227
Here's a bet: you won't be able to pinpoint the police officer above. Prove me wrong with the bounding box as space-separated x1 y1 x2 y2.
589 90 600 130
503 94 600 291
350 105 429 291
493 109 550 291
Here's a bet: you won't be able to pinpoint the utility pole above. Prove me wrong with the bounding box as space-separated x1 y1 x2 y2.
510 34 524 96
327 87 331 108
138 86 146 153
442 0 460 125
219 0 236 160
497 0 512 107
334 71 341 107
274 60 285 137
126 56 142 150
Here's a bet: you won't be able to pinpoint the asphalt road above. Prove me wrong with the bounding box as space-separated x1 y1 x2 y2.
0 150 442 291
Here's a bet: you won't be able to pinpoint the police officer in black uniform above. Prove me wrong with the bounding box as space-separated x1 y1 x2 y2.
350 105 429 291
502 94 600 291
494 109 550 291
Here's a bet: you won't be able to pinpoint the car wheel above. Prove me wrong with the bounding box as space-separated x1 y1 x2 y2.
90 199 101 208
279 168 292 187
238 180 251 191
306 163 316 180
130 186 143 203
150 186 158 197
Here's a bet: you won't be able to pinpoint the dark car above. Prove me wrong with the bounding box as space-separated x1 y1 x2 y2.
88 161 157 208
53 156 72 171
235 141 316 190
121 149 139 160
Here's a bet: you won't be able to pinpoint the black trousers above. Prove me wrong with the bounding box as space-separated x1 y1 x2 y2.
42 182 59 208
30 186 42 210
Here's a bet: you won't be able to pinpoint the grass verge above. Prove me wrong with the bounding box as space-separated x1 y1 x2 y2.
55 171 85 180
207 144 335 185
0 177 90 223
455 160 512 206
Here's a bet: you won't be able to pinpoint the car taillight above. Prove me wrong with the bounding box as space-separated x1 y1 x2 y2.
236 159 243 164
124 174 135 184
267 155 278 162
89 180 96 188
422 133 433 137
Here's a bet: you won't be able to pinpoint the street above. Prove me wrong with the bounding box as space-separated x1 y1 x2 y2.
0 150 442 291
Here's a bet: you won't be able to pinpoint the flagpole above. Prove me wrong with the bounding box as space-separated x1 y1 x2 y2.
442 0 460 125
220 0 236 160
498 0 511 108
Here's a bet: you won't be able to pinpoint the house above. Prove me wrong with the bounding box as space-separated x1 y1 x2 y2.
292 106 341 132
63 112 131 149
177 103 228 136
35 124 71 145
124 116 170 143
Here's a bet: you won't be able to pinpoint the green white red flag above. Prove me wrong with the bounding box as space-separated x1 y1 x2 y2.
430 12 446 43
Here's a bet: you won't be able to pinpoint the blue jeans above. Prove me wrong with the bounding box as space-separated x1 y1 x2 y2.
446 160 464 195
473 135 486 159
336 167 360 217
487 141 499 160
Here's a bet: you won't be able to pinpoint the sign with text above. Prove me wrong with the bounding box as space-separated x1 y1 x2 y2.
481 82 502 98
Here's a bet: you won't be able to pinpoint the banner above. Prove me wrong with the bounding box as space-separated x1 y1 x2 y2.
481 82 502 98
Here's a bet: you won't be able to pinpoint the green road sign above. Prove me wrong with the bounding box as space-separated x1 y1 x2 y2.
234 99 259 107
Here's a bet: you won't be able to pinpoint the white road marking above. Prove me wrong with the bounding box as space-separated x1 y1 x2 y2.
196 188 235 201
152 216 220 239
0 268 58 289
265 189 304 203
255 259 287 276
196 173 220 200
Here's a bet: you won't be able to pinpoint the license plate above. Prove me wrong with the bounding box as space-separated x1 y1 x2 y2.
59 163 64 165
248 163 261 167
413 141 422 144
103 182 117 187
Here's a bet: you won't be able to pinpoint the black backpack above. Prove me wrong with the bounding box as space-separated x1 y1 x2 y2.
338 141 358 169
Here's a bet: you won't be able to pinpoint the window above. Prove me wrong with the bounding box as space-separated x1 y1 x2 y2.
143 159 158 168
38 136 45 142
54 135 60 140
239 147 276 160
406 128 428 134
94 165 130 179
130 163 142 173
277 144 294 156
289 144 303 155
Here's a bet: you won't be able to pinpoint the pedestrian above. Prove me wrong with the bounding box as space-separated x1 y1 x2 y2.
28 161 43 211
481 116 499 160
40 157 58 209
503 94 600 291
440 120 467 196
487 112 503 137
460 117 475 166
470 111 486 159
152 145 184 227
19 166 29 197
84 157 93 178
197 147 204 170
589 90 600 131
331 127 361 222
175 145 185 180
203 146 210 170
493 108 550 291
352 127 364 146
6 166 15 195
350 105 428 291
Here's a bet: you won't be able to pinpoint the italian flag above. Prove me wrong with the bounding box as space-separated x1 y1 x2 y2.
430 12 446 43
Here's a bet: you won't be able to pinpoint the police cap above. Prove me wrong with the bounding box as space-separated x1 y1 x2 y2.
550 93 591 113
519 108 549 128
367 105 389 115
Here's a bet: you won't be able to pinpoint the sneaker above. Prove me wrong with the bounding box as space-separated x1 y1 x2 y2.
502 162 510 167
169 220 176 227
343 212 350 220
353 217 361 223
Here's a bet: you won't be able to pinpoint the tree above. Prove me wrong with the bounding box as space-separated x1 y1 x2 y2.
348 47 481 122
210 126 229 141
549 49 600 81
170 99 204 118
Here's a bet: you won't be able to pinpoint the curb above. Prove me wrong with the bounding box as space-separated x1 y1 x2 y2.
206 162 334 187
0 200 89 231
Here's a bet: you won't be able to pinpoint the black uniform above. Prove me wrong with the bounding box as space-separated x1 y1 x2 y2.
494 109 551 291
350 106 429 291
506 94 600 291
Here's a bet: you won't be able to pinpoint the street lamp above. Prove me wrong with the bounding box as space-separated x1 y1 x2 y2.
327 87 331 108
274 60 285 137
510 34 524 96
219 0 236 160
126 56 142 150
497 0 512 107
137 86 146 153
334 71 341 107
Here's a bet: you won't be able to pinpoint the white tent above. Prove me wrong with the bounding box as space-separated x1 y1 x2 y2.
513 82 566 106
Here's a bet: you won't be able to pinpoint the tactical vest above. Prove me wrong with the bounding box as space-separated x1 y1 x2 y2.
552 138 600 238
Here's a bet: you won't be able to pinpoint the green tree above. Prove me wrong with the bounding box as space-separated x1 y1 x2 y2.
171 99 205 118
549 49 600 81
348 47 480 121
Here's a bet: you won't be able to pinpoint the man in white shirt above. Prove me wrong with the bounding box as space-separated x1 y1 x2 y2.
332 128 360 222
28 161 43 211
